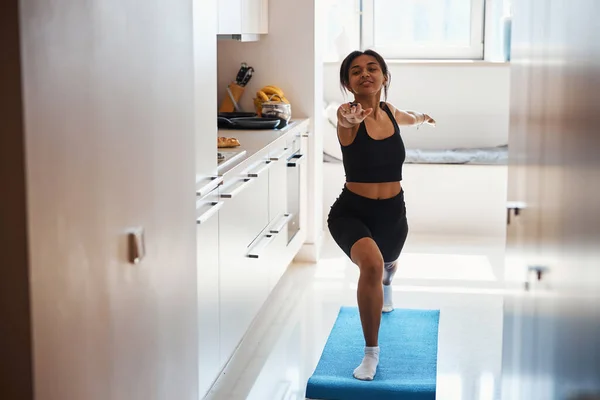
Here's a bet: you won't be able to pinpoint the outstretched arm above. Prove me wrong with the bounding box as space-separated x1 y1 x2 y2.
386 103 436 127
336 102 373 145
405 110 436 127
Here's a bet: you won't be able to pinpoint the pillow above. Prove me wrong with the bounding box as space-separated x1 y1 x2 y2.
322 101 343 161
325 101 341 128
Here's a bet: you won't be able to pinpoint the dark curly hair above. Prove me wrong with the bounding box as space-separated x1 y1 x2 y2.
339 49 391 101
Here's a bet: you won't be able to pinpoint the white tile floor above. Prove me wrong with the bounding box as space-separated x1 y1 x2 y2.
205 232 505 400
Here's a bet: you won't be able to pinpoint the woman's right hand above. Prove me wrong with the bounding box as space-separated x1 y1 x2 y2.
339 102 373 126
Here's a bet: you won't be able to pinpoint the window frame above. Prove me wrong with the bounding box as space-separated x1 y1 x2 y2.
360 0 486 60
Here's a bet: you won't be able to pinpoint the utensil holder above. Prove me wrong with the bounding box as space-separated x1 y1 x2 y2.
219 82 245 113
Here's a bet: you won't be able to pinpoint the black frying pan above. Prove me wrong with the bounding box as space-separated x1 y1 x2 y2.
217 116 281 130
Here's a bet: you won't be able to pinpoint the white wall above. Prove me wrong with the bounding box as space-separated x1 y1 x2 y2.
323 62 511 150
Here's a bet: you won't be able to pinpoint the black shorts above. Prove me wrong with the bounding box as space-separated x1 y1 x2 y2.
327 185 409 263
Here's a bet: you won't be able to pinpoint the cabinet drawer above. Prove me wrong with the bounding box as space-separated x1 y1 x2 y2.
218 212 270 367
196 187 223 225
196 188 221 396
220 165 270 248
268 145 292 229
218 162 271 367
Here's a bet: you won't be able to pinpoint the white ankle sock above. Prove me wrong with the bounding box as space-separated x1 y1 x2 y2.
353 346 380 381
382 284 393 313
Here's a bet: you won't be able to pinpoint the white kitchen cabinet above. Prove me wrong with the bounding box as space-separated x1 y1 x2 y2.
266 144 292 290
299 131 310 240
195 0 219 195
18 0 204 397
242 0 268 34
218 0 268 35
214 124 310 370
218 162 271 367
194 0 222 396
196 187 223 397
268 145 290 224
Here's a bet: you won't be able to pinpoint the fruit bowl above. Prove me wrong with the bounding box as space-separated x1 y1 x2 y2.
260 101 291 127
253 85 291 127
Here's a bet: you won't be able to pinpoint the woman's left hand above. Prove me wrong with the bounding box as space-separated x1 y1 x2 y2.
423 114 436 127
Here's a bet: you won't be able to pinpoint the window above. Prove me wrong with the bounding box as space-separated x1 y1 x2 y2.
322 0 362 62
323 0 486 61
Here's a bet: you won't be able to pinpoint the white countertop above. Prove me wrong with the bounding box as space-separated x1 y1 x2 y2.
217 118 309 177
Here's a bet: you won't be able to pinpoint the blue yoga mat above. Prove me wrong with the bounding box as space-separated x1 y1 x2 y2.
306 307 440 400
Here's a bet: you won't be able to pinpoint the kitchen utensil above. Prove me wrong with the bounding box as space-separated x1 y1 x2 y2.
219 63 254 112
239 67 253 86
235 63 248 84
235 63 254 87
218 116 281 130
232 117 280 129
226 86 242 111
219 82 245 113
217 116 236 129
218 111 257 119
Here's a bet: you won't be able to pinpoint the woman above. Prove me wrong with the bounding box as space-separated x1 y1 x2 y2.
327 49 436 381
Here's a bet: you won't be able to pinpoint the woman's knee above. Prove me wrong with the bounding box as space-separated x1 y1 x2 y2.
351 239 384 281
360 258 384 282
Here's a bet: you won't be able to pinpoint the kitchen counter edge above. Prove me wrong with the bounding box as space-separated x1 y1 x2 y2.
217 118 310 181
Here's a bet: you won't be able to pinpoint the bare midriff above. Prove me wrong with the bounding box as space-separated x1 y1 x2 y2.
345 181 402 200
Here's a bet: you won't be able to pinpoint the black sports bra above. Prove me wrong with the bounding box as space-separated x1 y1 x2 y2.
340 102 406 183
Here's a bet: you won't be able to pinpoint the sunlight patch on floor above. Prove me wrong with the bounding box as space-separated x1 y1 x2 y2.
312 258 348 279
396 252 497 281
312 251 497 282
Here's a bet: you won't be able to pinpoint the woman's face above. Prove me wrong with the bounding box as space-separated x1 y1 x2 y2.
346 55 386 96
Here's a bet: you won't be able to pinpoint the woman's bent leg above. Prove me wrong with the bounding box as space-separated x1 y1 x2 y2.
382 261 397 312
375 206 409 313
350 237 385 380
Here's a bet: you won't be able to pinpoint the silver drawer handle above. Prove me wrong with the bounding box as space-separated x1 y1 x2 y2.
196 176 223 197
269 213 293 233
196 201 224 224
220 178 255 199
247 234 277 259
287 153 305 167
247 160 274 177
269 147 293 161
